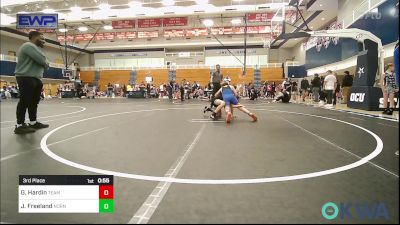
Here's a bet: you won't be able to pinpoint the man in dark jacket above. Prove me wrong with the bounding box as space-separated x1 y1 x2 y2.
341 71 353 104
311 74 321 102
300 78 310 102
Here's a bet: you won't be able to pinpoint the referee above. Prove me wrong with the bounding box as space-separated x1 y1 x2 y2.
14 31 50 134
210 64 223 107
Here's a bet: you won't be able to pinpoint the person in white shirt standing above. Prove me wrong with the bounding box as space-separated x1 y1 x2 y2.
323 70 337 109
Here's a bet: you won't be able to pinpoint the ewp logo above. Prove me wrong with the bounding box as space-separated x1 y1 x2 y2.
17 14 58 29
322 202 389 221
350 93 365 102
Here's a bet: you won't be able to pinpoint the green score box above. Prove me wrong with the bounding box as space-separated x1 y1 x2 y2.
99 199 114 213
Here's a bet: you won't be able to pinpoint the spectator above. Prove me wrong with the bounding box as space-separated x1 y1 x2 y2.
334 81 341 106
341 71 353 104
180 80 185 101
300 78 310 102
323 70 337 109
107 83 113 97
311 74 321 102
380 63 398 115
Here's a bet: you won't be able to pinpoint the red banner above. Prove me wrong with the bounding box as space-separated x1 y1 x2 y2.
138 31 159 38
164 29 185 38
76 33 94 41
138 18 162 28
57 35 75 42
232 26 245 34
163 17 188 27
246 13 274 22
185 28 208 37
95 32 115 40
112 20 135 29
115 32 136 39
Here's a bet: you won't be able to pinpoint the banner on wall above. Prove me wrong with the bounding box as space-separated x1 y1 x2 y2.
163 17 188 27
56 25 272 42
112 20 135 29
185 28 208 37
115 32 136 39
247 13 274 22
138 18 162 28
164 29 185 38
137 31 159 38
305 20 342 52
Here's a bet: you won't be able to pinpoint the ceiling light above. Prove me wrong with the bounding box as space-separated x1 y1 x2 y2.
129 1 142 8
69 6 82 13
202 19 214 27
321 17 325 21
98 3 110 10
195 0 208 4
103 25 113 30
59 28 68 32
231 18 241 25
78 26 88 31
162 0 175 6
319 4 323 7
70 6 82 12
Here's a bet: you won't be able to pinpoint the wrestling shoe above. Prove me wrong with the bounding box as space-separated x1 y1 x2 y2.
249 113 258 122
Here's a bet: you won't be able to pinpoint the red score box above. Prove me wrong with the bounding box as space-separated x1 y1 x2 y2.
99 185 114 199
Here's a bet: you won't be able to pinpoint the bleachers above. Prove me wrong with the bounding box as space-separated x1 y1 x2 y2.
260 67 284 83
79 71 96 84
98 70 130 91
1 55 285 94
79 67 284 88
176 69 210 86
137 69 168 86
221 68 254 85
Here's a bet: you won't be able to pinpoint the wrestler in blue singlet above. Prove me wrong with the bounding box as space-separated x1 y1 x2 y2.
221 84 239 106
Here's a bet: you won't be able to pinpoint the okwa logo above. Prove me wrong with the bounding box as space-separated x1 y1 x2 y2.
321 202 389 221
350 93 365 102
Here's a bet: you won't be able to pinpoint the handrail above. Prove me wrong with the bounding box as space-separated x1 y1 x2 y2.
80 63 286 71
0 54 289 71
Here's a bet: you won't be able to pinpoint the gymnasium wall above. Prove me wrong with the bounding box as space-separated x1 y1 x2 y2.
268 48 295 63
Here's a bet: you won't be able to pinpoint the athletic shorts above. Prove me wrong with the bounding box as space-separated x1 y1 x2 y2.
383 86 397 94
223 94 239 106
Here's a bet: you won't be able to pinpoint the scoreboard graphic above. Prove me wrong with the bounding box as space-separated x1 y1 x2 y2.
18 175 114 213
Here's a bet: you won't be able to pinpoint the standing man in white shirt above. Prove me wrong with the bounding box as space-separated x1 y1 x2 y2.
323 70 337 109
